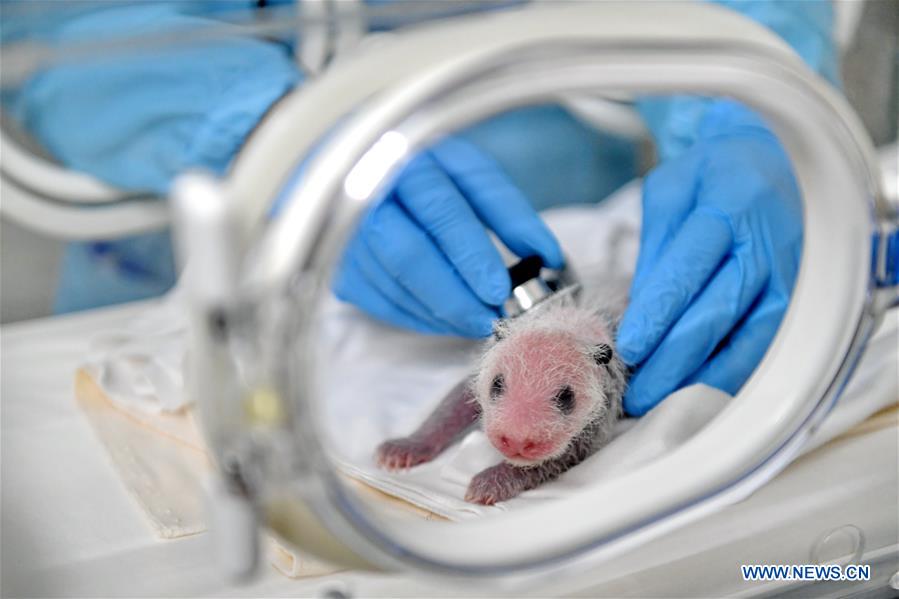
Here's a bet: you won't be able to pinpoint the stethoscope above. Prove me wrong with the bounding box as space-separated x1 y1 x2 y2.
167 2 897 589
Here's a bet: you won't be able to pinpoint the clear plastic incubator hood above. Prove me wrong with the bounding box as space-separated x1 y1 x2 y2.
171 1 897 593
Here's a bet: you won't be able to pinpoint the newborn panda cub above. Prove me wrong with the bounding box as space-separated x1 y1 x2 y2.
376 293 626 505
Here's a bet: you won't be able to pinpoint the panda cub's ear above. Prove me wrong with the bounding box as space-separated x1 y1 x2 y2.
592 343 613 365
492 320 509 342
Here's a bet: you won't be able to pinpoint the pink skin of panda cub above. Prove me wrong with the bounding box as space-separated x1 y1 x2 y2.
375 301 625 505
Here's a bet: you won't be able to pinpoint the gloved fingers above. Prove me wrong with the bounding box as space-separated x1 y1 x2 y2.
339 230 460 334
617 207 734 366
621 248 768 416
333 251 454 336
393 153 510 306
365 199 499 338
428 137 564 269
631 154 703 292
688 289 788 395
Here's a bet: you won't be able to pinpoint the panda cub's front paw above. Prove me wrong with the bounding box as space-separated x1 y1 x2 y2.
375 437 442 471
465 462 528 505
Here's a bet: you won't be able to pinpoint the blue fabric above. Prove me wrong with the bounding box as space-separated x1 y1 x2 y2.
7 3 301 194
458 105 638 211
4 2 301 312
54 231 177 314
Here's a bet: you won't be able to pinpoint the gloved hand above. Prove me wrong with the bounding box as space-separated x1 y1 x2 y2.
616 101 802 415
333 136 564 338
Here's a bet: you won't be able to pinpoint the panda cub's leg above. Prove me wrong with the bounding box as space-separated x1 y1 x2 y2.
376 378 480 470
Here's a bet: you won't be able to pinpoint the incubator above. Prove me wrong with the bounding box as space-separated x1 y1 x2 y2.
2 1 897 596
167 1 898 593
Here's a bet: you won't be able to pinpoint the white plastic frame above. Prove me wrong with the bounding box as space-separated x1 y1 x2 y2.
0 127 168 239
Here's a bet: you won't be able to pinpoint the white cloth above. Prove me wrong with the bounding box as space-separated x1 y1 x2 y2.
79 180 899 521
83 290 187 414
0 304 464 597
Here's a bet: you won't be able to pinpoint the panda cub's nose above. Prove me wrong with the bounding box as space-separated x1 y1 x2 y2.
498 434 551 460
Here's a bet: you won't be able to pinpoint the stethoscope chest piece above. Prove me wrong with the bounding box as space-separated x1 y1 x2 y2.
503 255 580 319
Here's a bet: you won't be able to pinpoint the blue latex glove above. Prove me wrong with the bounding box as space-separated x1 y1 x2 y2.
620 0 835 413
333 136 564 338
616 101 802 415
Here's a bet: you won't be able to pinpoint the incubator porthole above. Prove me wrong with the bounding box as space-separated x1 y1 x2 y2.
177 2 888 580
288 85 808 572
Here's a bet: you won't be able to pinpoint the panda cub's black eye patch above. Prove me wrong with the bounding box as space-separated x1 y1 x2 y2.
553 386 576 415
490 374 505 400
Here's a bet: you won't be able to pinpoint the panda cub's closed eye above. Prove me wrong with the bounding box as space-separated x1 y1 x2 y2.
490 374 505 400
553 386 576 414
